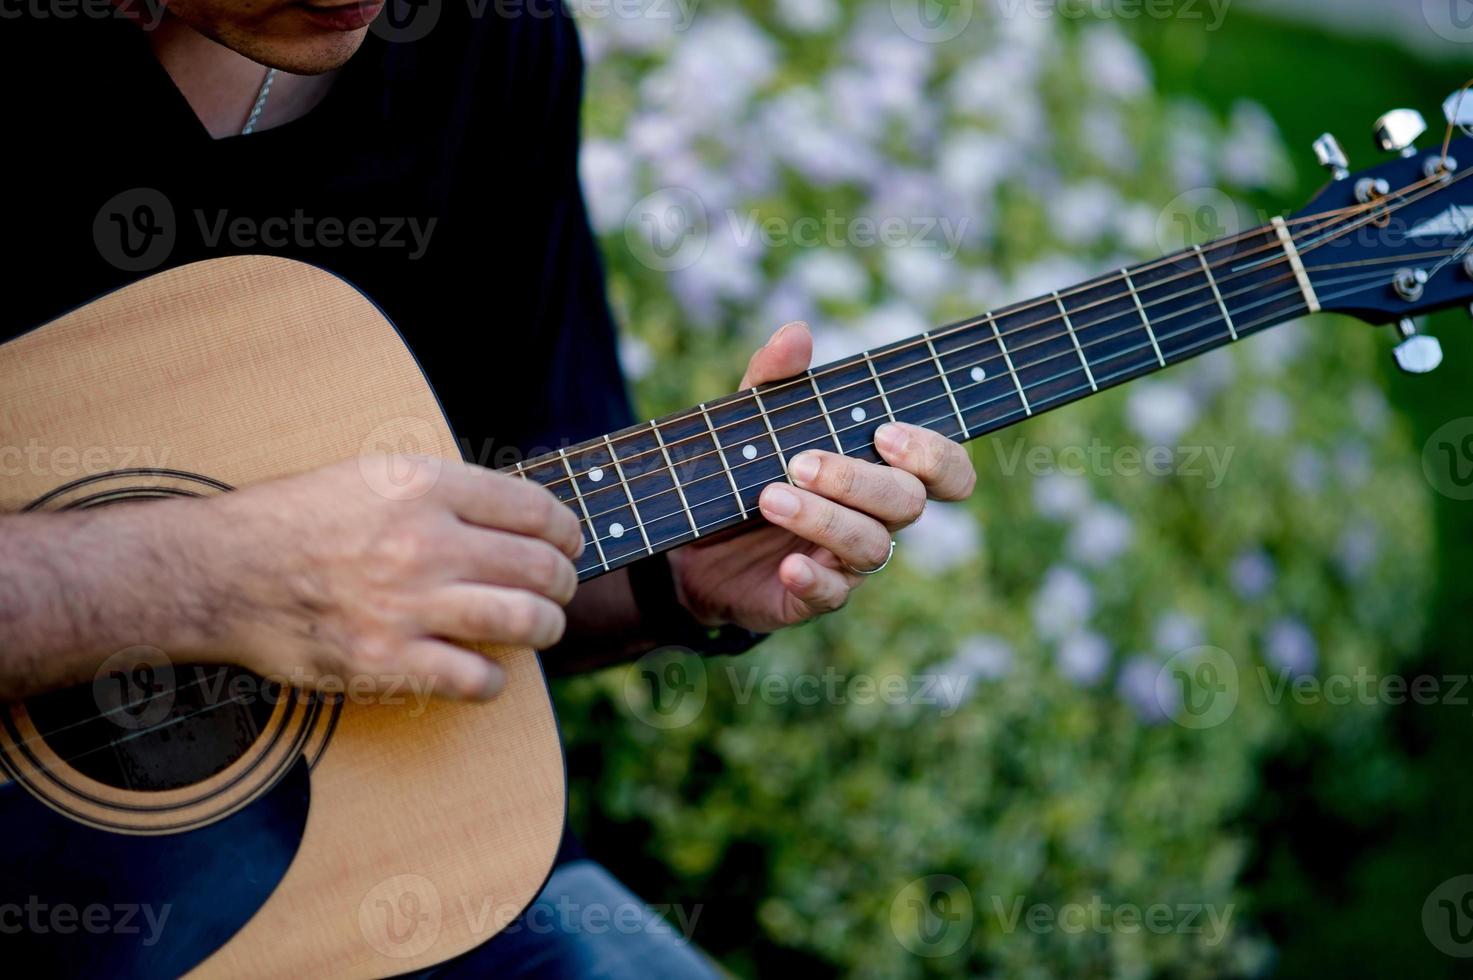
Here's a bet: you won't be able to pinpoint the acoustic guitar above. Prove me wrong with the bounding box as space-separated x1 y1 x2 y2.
1 112 1468 977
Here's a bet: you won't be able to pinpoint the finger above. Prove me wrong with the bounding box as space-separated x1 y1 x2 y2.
400 639 506 702
874 423 977 501
786 450 927 530
418 583 568 650
740 321 812 388
449 528 578 604
433 464 584 559
758 482 892 571
779 552 853 618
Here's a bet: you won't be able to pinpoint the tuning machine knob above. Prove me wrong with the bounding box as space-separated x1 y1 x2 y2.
1391 318 1443 375
1314 133 1350 180
1374 109 1428 157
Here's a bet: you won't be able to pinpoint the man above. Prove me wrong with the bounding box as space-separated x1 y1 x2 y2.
2 0 977 973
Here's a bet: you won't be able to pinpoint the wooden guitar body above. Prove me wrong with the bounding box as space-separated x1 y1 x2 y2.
0 256 565 976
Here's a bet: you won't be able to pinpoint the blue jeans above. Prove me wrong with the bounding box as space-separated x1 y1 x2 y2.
417 860 718 979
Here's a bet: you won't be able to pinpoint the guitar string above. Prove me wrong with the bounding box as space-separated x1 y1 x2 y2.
4 177 1455 757
569 241 1446 531
576 260 1404 556
2 260 1403 761
519 168 1457 492
570 264 1308 529
595 260 1420 561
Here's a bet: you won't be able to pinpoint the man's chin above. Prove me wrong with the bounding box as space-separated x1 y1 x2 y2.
239 31 370 75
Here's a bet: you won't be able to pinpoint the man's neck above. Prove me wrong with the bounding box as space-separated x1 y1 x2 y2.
147 14 339 139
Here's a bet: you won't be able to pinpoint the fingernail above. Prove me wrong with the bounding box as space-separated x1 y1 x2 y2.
876 424 909 455
768 321 806 346
481 665 506 700
761 484 800 518
788 559 814 590
788 452 821 485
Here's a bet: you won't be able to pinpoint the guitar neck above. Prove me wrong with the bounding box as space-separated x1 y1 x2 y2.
513 219 1319 582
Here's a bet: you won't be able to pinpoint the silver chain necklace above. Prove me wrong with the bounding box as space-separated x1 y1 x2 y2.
240 68 278 136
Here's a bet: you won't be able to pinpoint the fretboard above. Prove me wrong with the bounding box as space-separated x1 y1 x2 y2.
512 220 1319 582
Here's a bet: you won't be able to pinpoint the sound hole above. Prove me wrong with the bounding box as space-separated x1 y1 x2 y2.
19 471 277 793
25 664 278 792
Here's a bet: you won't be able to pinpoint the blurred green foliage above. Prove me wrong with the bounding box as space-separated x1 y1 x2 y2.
551 2 1468 976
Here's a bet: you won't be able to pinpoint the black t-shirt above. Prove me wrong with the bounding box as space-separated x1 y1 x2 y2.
4 4 633 461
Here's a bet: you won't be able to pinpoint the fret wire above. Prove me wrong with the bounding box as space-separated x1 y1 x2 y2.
583 274 1327 552
862 351 898 422
558 448 608 571
987 313 1031 415
650 419 698 536
923 330 970 439
529 233 1300 494
1053 290 1097 392
1195 245 1238 340
603 434 654 555
1121 268 1166 367
701 402 748 519
578 264 1309 531
807 371 845 452
517 198 1411 496
599 279 1316 555
750 389 790 477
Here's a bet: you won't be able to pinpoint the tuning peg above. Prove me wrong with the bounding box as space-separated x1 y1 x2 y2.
1374 109 1428 157
1445 90 1473 130
1314 133 1350 180
1391 318 1443 374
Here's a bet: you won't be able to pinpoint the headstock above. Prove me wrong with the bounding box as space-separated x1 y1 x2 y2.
1290 98 1473 374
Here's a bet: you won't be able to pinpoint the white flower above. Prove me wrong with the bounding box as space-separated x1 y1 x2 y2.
898 504 983 576
1230 550 1276 600
776 0 840 34
1350 384 1389 434
793 251 869 304
938 130 1015 203
1126 381 1199 445
857 301 930 348
1081 24 1152 100
1031 565 1094 640
884 246 956 309
1032 472 1092 520
1057 630 1111 686
1068 504 1134 568
1153 612 1204 654
1264 618 1317 676
1221 101 1294 191
1118 655 1169 723
956 634 1015 681
1289 447 1326 493
618 333 653 381
579 139 635 235
1047 181 1123 248
1248 388 1292 437
1336 523 1379 580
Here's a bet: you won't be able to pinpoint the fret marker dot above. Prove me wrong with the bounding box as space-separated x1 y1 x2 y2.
851 406 867 423
609 522 625 539
970 367 987 383
588 466 604 483
742 444 758 460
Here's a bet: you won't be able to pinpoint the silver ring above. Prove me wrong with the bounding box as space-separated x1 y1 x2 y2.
845 539 895 576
